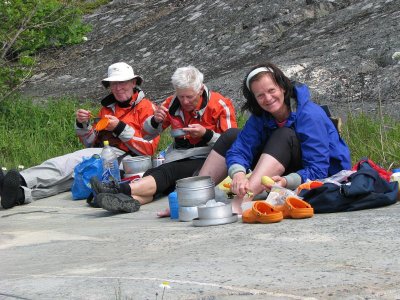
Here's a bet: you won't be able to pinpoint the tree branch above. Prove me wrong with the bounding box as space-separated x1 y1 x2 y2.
1 6 38 60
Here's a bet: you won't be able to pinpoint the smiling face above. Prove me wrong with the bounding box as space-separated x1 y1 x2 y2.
175 86 203 112
109 79 136 102
250 74 288 119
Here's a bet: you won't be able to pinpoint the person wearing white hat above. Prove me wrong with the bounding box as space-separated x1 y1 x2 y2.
0 62 159 210
101 62 143 88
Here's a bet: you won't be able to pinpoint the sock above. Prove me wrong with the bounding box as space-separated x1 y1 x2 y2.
20 175 27 187
119 182 131 196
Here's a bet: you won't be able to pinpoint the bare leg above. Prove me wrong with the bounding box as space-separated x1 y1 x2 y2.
198 150 228 184
232 153 285 214
248 153 285 194
133 195 153 205
129 176 157 204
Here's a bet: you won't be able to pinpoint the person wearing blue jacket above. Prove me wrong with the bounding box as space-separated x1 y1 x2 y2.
198 62 351 212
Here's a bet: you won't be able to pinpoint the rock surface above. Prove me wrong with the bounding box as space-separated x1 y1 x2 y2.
21 0 400 118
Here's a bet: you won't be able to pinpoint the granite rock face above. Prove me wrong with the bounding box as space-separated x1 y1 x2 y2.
21 0 400 117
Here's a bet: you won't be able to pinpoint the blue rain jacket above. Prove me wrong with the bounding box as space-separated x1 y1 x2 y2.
226 83 351 182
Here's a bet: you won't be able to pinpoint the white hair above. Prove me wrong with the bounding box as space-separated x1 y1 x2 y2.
171 65 204 92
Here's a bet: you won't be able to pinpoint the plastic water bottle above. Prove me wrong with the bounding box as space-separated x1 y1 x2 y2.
100 140 121 184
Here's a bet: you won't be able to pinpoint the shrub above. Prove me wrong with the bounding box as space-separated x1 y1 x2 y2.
0 0 91 95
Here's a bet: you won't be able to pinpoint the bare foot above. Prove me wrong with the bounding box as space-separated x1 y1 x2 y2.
157 207 170 218
231 196 243 215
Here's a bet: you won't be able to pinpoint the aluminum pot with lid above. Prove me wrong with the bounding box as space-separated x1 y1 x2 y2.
177 185 215 207
122 156 152 174
176 176 214 188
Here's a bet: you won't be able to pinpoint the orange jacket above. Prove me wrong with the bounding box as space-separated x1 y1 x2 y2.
144 86 237 149
77 88 159 156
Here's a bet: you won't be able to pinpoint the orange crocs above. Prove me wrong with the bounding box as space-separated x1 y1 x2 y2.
276 196 314 219
296 181 323 195
242 201 283 224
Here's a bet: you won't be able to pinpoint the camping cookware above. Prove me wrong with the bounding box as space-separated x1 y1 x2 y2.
122 156 152 174
197 202 233 219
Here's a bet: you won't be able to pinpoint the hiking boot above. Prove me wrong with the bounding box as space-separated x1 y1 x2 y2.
97 193 141 213
90 177 120 195
1 169 25 209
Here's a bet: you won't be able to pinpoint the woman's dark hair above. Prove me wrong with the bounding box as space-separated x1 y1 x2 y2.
241 62 293 116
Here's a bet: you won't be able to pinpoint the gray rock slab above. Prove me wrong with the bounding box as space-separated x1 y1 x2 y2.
19 0 400 119
0 192 399 299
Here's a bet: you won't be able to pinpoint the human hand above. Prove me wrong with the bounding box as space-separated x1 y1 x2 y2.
182 124 206 138
76 109 92 123
154 105 169 123
231 172 250 198
103 115 119 131
270 176 287 188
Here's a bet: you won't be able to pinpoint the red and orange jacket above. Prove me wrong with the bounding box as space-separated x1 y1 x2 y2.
76 88 159 156
143 86 237 162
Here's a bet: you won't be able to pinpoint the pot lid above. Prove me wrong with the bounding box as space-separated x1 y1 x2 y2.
192 214 238 227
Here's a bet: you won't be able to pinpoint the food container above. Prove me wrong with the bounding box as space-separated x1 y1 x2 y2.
170 128 187 138
197 202 233 219
95 118 109 131
176 176 214 188
122 156 152 174
179 206 198 221
176 176 215 207
177 184 215 207
192 214 238 227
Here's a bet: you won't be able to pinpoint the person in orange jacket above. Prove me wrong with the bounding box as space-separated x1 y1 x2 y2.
0 62 159 209
76 63 159 156
91 65 237 213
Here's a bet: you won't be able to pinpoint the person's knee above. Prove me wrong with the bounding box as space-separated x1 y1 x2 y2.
222 128 241 141
261 127 301 171
213 128 241 156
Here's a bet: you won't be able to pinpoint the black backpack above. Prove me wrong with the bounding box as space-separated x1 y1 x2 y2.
299 161 398 213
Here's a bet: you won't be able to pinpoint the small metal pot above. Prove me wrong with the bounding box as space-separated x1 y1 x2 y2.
179 206 198 221
176 176 214 188
197 203 233 219
122 156 152 174
170 128 187 138
177 184 215 207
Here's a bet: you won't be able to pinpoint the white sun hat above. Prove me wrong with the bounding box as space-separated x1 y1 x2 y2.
101 62 143 87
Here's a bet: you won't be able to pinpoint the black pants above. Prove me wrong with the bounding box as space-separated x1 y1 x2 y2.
213 127 302 175
143 158 205 195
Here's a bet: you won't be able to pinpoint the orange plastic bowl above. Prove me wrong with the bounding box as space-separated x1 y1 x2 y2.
95 118 109 131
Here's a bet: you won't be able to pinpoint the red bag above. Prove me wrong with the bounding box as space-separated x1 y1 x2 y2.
352 157 392 182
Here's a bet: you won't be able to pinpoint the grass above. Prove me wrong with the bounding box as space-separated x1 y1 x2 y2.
342 113 400 169
0 97 399 171
0 97 97 169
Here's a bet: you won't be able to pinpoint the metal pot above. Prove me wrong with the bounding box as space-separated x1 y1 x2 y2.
170 128 187 138
197 202 233 220
179 206 198 222
176 176 214 188
177 184 215 207
192 214 238 227
122 156 152 174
